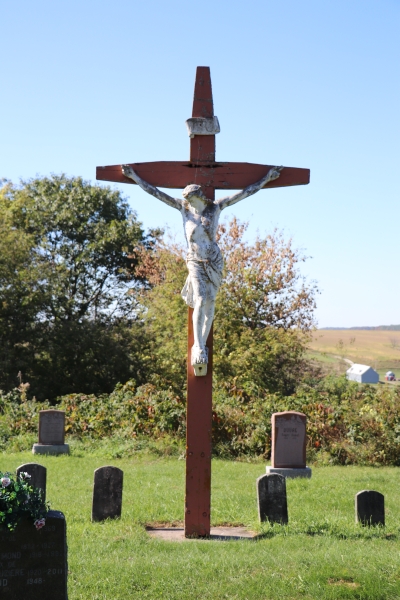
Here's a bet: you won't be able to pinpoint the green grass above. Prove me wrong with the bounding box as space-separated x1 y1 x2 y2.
2 449 400 599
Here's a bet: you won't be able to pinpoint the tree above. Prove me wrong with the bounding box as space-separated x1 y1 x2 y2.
137 217 319 396
213 218 318 395
0 182 42 392
0 175 154 399
133 236 188 392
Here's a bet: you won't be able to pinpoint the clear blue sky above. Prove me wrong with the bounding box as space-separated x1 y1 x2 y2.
2 0 399 328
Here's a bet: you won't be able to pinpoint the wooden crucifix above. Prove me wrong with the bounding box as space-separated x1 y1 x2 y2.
96 66 310 537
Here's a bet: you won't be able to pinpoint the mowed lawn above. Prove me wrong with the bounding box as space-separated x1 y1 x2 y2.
2 450 400 599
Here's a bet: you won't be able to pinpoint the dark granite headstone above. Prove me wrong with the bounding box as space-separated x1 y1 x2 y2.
355 490 385 526
92 466 123 522
39 410 65 445
256 473 288 524
16 463 47 501
0 510 68 599
33 410 69 455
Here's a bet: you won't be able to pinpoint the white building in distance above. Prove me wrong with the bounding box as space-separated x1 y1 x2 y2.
346 364 379 384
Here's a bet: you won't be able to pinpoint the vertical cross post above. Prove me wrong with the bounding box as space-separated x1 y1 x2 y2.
185 67 215 537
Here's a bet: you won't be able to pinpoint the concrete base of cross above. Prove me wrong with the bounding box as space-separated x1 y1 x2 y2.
32 444 70 455
147 526 256 541
266 466 312 479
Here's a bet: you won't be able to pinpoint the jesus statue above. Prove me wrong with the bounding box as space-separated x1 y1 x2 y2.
122 164 282 375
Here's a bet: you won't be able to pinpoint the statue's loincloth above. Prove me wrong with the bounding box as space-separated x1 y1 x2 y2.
181 245 223 308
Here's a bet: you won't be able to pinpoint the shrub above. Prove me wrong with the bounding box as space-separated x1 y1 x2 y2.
3 376 400 465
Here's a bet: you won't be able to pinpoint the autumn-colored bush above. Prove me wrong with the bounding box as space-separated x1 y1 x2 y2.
297 377 400 465
3 375 400 465
134 218 318 398
0 381 186 451
60 381 186 439
0 385 50 439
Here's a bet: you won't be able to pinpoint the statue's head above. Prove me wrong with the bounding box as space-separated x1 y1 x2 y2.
182 184 213 205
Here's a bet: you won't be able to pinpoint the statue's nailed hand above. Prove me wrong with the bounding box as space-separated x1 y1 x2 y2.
268 166 283 182
122 164 136 180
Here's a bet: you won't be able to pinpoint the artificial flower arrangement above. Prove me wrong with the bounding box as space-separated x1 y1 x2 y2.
0 471 50 532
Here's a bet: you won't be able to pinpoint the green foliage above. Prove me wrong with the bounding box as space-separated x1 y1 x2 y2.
137 218 318 396
0 176 154 399
30 319 151 401
0 471 49 531
0 385 50 441
0 382 186 452
215 219 317 331
0 176 318 402
5 174 145 321
60 381 186 439
213 219 317 396
297 376 400 466
3 375 400 465
134 240 188 393
212 375 400 465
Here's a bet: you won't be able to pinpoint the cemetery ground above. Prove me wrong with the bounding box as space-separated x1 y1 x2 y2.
3 447 400 599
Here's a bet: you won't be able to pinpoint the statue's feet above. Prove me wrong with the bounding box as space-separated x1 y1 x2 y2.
191 345 208 377
191 345 208 365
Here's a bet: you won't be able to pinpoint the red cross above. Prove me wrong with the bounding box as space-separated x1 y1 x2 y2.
96 67 310 537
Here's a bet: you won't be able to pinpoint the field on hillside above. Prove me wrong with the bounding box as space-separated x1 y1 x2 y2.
309 329 400 378
3 450 400 599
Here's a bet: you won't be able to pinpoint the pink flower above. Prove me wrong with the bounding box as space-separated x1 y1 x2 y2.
1 477 11 488
34 518 46 530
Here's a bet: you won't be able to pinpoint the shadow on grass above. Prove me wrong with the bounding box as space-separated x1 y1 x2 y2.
255 520 400 541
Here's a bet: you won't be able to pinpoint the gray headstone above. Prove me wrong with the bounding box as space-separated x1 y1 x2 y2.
16 463 47 501
355 490 385 526
271 411 307 468
38 410 65 445
0 510 68 599
92 466 123 522
257 473 288 524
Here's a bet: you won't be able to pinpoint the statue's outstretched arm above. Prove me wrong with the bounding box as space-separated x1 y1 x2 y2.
216 166 283 210
121 165 182 210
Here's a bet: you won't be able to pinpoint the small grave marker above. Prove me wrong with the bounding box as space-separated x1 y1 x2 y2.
266 411 312 478
32 410 69 455
0 510 68 599
92 466 123 522
355 490 385 526
16 463 47 501
256 473 288 524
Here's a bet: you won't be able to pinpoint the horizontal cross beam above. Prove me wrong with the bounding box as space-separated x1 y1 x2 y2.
96 161 310 191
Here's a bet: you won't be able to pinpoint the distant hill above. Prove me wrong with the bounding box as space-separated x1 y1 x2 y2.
323 325 400 331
